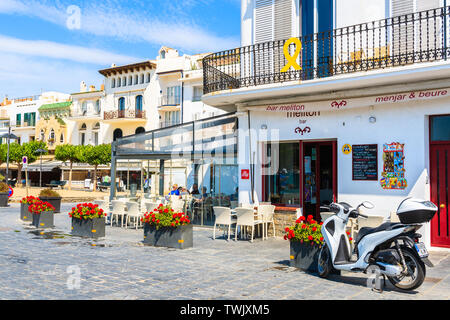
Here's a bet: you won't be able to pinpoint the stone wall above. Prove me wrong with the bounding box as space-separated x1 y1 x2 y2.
267 210 297 238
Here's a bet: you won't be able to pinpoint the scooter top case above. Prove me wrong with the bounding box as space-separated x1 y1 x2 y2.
396 198 438 225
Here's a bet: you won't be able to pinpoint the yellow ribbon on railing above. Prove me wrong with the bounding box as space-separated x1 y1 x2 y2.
281 37 302 73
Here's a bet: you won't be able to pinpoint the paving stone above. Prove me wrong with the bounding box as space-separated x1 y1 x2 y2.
0 203 449 299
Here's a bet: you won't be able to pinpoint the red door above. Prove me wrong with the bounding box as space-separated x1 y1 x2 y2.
430 143 450 248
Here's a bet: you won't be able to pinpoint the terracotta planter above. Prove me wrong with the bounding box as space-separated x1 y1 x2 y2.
39 197 62 213
72 217 106 238
143 224 193 249
32 211 55 229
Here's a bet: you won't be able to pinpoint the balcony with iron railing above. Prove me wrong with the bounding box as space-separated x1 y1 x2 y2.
103 109 146 121
159 95 181 107
203 6 450 96
70 108 102 119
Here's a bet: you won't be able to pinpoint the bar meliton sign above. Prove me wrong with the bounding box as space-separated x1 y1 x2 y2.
250 88 450 112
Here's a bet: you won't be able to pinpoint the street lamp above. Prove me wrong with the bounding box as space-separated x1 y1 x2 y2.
0 128 19 185
35 148 47 188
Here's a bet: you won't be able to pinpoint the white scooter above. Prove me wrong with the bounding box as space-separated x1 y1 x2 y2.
318 198 438 291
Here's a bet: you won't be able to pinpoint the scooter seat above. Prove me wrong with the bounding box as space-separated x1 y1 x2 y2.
355 222 402 245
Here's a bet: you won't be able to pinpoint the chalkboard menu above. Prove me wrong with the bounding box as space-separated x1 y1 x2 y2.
352 144 378 181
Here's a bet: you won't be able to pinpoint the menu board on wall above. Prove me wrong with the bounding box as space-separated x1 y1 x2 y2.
352 144 378 181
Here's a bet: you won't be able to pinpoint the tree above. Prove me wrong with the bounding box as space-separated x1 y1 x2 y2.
81 144 111 191
55 144 82 190
9 141 47 186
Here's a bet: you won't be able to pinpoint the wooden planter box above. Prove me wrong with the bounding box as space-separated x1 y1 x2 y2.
20 203 32 222
71 217 106 238
290 241 320 272
143 224 193 249
39 197 62 213
0 193 9 207
32 212 55 229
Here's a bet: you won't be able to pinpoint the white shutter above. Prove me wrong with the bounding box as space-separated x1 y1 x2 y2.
274 0 293 41
255 0 273 44
254 0 294 78
391 0 414 16
255 0 293 43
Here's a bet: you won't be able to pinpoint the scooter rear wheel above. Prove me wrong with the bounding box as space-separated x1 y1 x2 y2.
318 244 332 278
387 247 425 291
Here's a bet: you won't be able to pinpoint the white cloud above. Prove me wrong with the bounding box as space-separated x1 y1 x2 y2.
0 35 142 65
0 52 103 97
0 0 240 53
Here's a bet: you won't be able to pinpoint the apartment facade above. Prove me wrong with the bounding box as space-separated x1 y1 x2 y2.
202 0 450 249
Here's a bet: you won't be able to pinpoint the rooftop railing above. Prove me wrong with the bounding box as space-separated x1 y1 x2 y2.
203 6 450 95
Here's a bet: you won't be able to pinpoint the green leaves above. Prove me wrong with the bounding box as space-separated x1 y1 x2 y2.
82 144 111 166
8 140 47 164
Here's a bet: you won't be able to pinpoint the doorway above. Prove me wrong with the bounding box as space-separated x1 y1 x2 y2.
303 141 337 221
430 115 450 248
262 140 337 220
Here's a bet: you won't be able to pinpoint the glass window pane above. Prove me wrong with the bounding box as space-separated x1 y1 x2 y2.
431 115 450 142
265 142 300 206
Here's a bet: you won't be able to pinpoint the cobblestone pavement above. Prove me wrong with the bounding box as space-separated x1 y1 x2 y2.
0 203 449 300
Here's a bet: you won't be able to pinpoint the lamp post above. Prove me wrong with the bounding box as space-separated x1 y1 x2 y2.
0 128 18 185
35 148 47 188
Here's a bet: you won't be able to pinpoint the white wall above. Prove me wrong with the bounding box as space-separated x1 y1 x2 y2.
240 95 450 248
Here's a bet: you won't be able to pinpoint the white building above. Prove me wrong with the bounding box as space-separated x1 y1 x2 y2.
6 92 70 145
202 0 450 249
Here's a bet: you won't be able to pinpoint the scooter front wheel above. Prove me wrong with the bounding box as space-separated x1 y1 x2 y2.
318 244 332 278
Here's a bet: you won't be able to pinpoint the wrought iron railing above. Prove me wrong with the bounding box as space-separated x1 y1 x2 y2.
203 6 450 94
104 109 146 120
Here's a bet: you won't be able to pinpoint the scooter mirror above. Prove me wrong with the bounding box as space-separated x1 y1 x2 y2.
361 201 375 209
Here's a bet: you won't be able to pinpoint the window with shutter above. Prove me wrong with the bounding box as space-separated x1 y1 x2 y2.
254 0 294 79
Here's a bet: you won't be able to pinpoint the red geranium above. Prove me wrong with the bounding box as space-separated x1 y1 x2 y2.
141 204 190 230
69 203 106 220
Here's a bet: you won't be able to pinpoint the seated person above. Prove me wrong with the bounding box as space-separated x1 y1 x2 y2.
190 183 200 195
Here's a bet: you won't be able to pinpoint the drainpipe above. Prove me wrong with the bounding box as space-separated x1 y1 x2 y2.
181 70 184 124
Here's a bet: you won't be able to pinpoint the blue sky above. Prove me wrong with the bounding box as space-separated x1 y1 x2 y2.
0 0 241 98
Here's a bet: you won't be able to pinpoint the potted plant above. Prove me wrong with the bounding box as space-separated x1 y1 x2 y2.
285 215 349 273
39 189 62 213
69 203 107 238
29 201 55 229
0 182 9 207
141 204 193 249
20 196 40 221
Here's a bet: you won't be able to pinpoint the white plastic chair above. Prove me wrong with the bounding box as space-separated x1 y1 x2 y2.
258 205 276 240
125 201 142 229
171 199 185 213
234 207 262 242
213 207 236 241
111 200 126 227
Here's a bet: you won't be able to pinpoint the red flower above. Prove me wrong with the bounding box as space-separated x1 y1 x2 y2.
285 227 290 232
308 235 313 241
300 216 306 221
320 237 324 241
312 227 317 232
301 224 307 229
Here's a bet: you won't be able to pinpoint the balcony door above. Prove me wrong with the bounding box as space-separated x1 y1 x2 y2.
301 0 334 80
118 97 125 117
